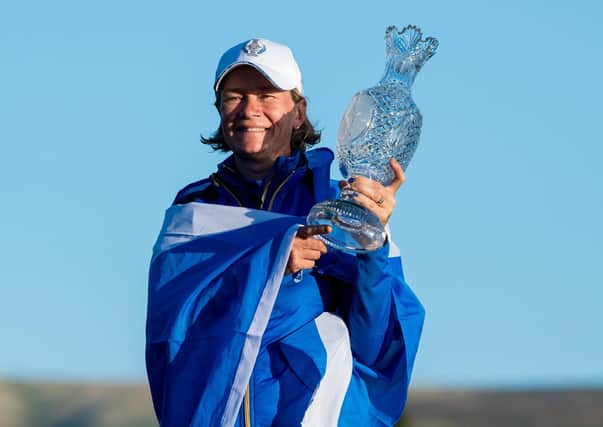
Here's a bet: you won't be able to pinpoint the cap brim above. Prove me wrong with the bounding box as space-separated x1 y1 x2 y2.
214 62 300 93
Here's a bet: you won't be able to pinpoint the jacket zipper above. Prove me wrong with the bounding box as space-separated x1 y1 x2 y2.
211 174 243 207
243 384 251 427
259 173 274 209
213 169 293 212
266 168 298 211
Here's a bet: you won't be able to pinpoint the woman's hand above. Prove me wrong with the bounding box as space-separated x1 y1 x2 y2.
285 225 331 275
339 158 406 226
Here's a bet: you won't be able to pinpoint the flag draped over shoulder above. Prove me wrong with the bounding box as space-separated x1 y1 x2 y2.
146 202 424 427
146 203 301 426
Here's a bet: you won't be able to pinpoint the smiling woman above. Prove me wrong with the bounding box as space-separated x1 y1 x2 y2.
217 66 306 180
146 37 423 427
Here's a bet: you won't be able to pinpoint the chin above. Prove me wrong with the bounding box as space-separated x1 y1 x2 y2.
233 137 269 154
238 142 266 155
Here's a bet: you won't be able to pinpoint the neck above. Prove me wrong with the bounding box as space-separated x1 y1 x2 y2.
381 59 416 88
233 154 279 180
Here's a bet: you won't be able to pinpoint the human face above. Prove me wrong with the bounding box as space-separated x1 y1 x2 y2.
219 66 306 164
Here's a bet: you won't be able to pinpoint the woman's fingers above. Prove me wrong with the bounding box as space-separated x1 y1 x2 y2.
387 158 406 192
296 225 331 239
286 227 330 274
344 159 406 226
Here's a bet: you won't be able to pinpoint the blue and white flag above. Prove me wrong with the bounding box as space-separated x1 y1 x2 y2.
147 203 303 426
146 202 424 426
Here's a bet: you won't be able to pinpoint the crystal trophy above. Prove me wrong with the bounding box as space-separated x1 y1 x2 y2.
307 25 438 252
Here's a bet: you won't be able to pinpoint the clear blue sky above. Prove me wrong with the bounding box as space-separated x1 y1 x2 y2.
1 1 602 388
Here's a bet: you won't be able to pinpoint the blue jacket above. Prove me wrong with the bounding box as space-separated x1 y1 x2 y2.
146 147 424 426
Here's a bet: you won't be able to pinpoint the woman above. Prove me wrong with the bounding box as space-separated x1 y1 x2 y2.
146 37 424 427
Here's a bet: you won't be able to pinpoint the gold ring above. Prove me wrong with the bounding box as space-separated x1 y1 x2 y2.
376 196 385 205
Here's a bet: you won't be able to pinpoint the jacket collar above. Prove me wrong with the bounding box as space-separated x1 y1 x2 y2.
305 148 335 203
215 147 335 208
217 150 305 189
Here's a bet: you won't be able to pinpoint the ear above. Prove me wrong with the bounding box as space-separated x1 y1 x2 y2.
292 100 306 130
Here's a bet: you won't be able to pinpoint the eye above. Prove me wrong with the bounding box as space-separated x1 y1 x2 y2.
221 92 243 105
223 94 242 103
259 93 277 100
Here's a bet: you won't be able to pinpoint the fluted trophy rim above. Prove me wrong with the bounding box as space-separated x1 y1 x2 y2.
385 24 439 61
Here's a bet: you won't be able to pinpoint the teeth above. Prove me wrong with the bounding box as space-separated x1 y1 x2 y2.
237 127 265 132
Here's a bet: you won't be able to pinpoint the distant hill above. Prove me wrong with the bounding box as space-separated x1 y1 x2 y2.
1 381 602 427
404 388 603 427
0 381 155 427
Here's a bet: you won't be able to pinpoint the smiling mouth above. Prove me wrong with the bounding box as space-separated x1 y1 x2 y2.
235 127 267 132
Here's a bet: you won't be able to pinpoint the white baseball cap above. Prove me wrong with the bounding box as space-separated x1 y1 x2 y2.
214 38 304 95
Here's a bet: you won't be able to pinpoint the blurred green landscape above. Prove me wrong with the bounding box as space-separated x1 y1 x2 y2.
2 381 602 427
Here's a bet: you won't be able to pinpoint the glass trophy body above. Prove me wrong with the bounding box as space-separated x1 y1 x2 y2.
307 25 438 252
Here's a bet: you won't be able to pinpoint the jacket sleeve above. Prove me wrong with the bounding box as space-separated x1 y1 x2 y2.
350 242 424 371
323 240 425 425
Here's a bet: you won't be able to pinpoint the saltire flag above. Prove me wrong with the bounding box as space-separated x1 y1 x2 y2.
146 202 423 426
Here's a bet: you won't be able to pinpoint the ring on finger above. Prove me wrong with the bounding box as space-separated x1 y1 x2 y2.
376 195 385 205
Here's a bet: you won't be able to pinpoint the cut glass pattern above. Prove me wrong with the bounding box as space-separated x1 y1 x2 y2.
307 25 438 253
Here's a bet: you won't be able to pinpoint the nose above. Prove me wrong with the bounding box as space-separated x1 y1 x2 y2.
239 95 261 118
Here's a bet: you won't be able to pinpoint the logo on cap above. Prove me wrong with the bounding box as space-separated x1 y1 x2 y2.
243 39 266 56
